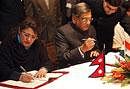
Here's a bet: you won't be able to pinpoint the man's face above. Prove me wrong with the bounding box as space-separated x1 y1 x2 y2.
103 0 118 15
73 12 92 31
19 27 37 48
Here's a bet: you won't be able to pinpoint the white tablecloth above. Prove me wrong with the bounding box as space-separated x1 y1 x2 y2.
38 62 129 89
0 52 129 89
40 52 129 89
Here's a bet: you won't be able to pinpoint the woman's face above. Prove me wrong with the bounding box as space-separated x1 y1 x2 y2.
19 27 37 48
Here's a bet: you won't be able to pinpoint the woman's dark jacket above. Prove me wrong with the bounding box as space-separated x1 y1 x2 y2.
0 32 53 81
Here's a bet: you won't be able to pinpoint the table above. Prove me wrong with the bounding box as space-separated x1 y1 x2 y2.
0 52 129 89
39 62 129 89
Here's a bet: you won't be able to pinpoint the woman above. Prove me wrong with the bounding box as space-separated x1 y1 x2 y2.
0 17 53 83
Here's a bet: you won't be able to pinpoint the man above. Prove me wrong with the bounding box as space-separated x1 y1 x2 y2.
82 0 125 53
55 2 99 68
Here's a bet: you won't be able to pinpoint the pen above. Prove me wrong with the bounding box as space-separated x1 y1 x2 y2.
20 66 34 80
82 38 96 42
20 66 27 73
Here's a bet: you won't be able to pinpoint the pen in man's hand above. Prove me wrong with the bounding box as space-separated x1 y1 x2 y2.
82 38 96 42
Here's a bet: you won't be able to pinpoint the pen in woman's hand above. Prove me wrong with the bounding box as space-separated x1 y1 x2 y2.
20 66 27 73
20 66 34 82
20 66 34 78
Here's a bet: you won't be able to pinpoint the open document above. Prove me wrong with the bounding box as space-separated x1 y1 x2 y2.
0 71 68 89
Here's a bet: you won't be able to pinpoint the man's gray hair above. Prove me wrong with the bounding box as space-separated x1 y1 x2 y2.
72 2 91 17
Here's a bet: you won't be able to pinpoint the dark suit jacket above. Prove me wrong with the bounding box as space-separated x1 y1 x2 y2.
55 22 98 68
121 15 130 35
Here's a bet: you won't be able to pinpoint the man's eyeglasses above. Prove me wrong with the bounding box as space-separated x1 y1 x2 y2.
21 31 38 40
79 17 93 23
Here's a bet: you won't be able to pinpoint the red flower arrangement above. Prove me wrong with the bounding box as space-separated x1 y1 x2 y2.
102 55 130 87
101 39 130 87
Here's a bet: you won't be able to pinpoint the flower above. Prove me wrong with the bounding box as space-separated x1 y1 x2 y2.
112 71 125 81
102 53 130 87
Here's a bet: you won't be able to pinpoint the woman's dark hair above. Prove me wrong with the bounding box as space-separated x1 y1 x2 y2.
105 0 123 7
72 2 91 17
19 16 42 37
3 16 42 44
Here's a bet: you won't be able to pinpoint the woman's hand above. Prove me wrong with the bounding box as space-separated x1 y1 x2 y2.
19 73 34 83
34 67 48 78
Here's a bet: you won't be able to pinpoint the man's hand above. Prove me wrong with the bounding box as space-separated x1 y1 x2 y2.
90 50 99 57
80 38 96 53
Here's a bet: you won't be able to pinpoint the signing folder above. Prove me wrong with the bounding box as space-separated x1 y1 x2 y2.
0 71 68 89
